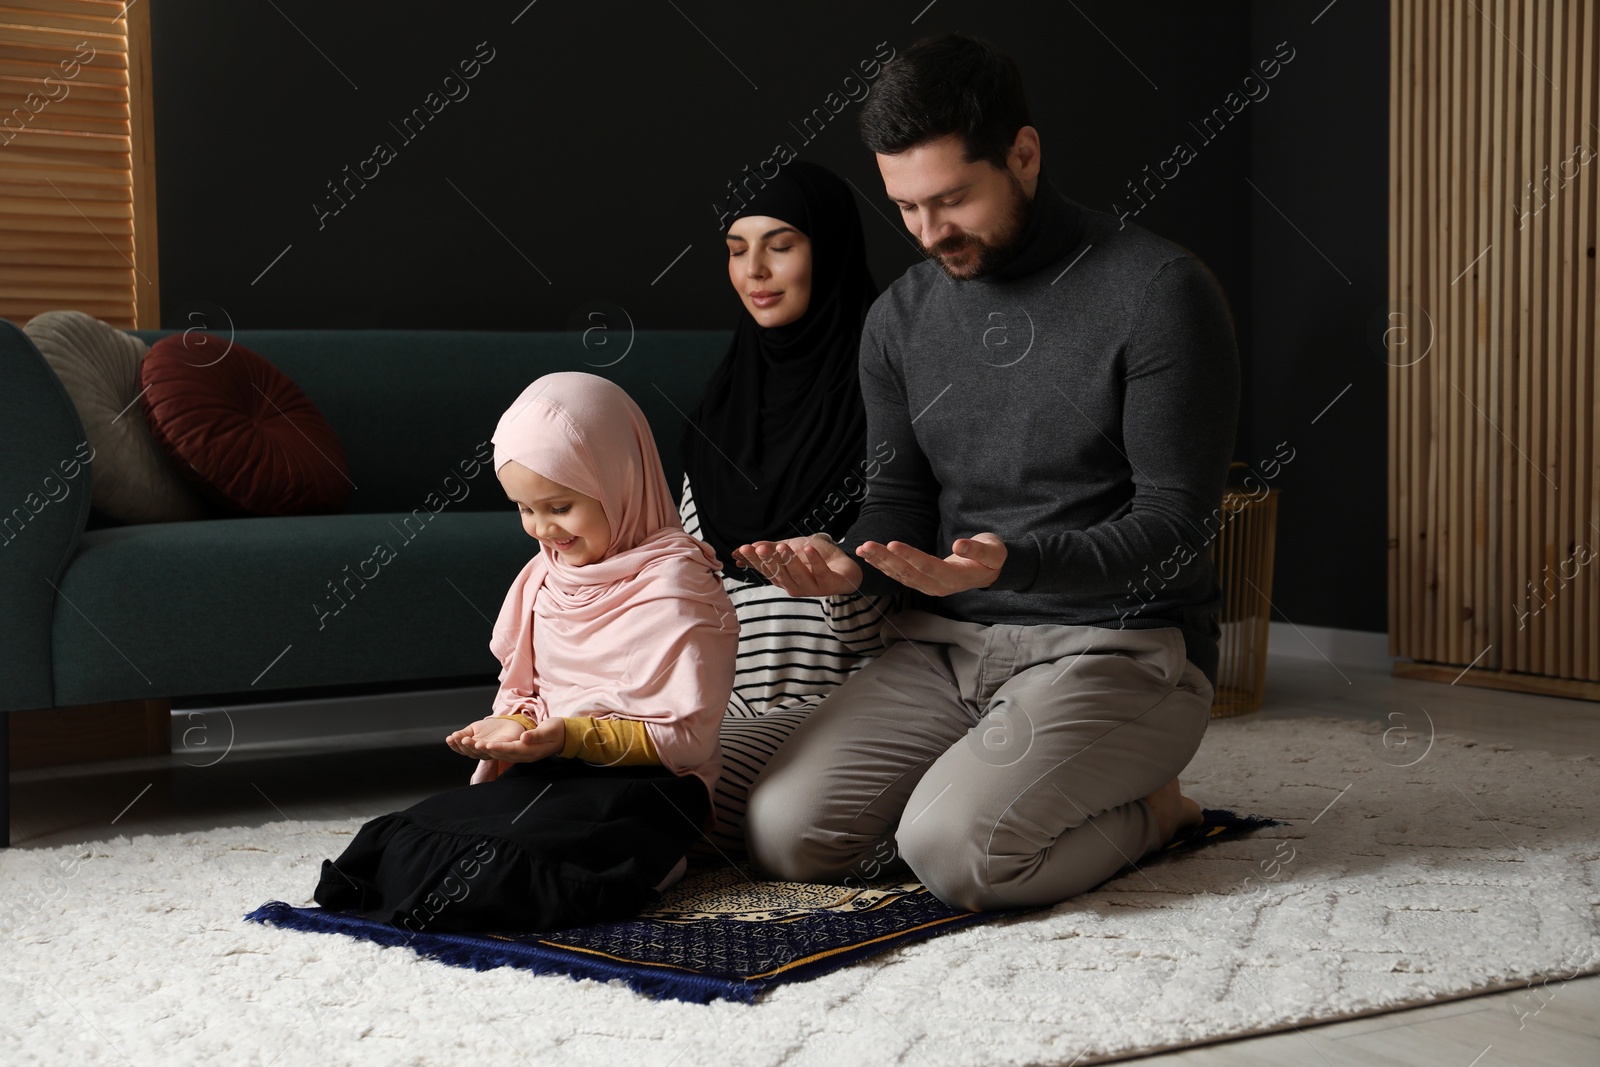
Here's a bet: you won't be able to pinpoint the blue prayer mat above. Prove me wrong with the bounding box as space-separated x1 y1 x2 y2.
246 807 1279 1004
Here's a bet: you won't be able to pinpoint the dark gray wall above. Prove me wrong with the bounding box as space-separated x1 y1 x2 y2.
147 0 1387 633
1249 1 1389 634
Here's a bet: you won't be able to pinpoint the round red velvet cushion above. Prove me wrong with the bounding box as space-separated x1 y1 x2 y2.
139 333 352 517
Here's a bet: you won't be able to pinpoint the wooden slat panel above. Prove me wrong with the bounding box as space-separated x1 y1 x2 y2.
1 230 130 253
1512 0 1534 674
4 191 129 219
2 282 131 300
1 298 134 323
0 0 130 20
1406 0 1423 658
0 10 124 37
1391 0 1600 691
0 157 129 186
0 39 126 68
1445 0 1462 666
0 56 126 84
124 0 154 326
0 0 140 330
4 279 134 301
2 212 132 234
0 110 126 135
1487 0 1509 673
1534 0 1552 678
0 141 130 173
1387 0 1402 658
1423 0 1439 660
0 246 130 268
1 125 128 150
0 22 126 50
0 176 125 200
0 150 132 179
1551 1 1574 680
1467 1 1488 667
1394 661 1600 700
0 97 129 130
0 264 129 287
0 75 128 104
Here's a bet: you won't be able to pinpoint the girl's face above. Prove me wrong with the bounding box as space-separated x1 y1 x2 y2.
497 460 612 566
726 214 813 327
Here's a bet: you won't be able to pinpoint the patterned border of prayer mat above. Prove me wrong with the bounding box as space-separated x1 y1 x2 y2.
245 808 1279 1004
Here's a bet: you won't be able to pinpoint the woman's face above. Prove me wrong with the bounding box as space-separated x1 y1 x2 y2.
497 460 612 566
726 214 813 328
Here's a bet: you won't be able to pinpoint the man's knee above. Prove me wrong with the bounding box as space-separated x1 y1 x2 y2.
744 764 854 882
896 814 1007 911
901 806 1135 912
900 835 1060 912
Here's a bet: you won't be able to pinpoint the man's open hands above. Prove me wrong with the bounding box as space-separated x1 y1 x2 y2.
733 532 1007 598
732 535 863 596
856 532 1007 595
446 714 564 763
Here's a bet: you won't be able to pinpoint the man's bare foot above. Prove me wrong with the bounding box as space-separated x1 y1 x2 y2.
1142 777 1204 843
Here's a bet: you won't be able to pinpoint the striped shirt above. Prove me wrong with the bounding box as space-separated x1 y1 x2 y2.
679 472 898 858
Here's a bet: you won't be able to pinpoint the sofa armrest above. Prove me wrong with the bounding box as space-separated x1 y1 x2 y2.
0 317 92 712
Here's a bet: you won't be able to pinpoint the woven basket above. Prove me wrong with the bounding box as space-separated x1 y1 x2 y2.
1208 462 1280 717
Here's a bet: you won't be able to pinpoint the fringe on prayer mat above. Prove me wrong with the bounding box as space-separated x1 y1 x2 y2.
245 807 1280 1004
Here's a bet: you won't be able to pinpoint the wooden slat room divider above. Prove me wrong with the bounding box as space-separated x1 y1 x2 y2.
1389 0 1600 700
0 0 159 328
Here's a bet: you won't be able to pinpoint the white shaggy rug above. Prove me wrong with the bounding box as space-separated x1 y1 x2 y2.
3 715 1598 1066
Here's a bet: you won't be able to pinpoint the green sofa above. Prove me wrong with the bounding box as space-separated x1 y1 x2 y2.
0 320 731 845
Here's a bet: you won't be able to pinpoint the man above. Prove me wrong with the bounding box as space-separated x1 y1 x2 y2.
732 32 1239 911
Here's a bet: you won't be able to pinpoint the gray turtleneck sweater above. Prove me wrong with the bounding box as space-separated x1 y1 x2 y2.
835 175 1240 689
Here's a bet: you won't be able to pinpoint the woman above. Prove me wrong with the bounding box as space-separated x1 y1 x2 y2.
679 159 900 858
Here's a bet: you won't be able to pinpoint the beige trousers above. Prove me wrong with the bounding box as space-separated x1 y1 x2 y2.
744 608 1214 910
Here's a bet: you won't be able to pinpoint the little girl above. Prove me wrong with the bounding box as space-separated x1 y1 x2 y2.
313 372 737 933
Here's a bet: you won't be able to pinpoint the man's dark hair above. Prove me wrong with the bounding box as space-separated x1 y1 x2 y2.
859 32 1032 169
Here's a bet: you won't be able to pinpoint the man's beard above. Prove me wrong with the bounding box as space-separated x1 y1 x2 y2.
922 173 1035 281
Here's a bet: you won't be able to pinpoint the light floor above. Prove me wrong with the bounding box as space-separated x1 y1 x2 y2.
8 652 1600 1066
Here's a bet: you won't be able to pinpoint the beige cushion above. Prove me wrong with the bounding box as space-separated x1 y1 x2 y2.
24 310 212 524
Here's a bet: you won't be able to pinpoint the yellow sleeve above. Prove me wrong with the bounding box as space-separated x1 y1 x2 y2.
559 716 662 766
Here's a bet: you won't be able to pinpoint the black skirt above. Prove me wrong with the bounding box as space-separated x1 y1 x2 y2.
313 756 710 934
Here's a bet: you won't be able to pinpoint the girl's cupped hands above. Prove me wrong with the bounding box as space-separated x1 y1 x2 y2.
447 714 565 763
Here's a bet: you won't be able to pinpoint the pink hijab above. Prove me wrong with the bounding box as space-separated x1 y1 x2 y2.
472 372 737 805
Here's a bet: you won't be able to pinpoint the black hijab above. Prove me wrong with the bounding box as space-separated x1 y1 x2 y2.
682 160 879 581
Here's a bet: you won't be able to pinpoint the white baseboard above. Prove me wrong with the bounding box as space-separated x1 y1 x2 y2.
1267 622 1393 672
169 684 497 754
151 627 1394 757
